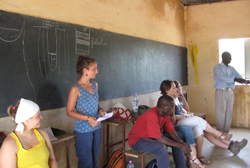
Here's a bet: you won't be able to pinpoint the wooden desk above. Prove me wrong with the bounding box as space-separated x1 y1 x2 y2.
52 133 76 168
102 118 136 168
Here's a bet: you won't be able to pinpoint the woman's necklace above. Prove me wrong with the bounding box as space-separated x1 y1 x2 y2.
81 82 93 94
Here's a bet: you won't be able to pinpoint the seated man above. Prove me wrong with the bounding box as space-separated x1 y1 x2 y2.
128 95 191 168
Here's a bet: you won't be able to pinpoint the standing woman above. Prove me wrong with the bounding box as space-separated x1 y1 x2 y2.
66 55 106 168
0 98 58 168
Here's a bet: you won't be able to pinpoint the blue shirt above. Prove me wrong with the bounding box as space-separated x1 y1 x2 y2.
73 80 101 133
213 62 242 90
175 104 183 116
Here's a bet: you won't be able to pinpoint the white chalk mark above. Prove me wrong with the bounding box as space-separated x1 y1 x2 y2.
67 33 70 65
42 27 48 79
34 19 67 79
37 27 44 78
58 32 61 75
46 26 58 72
0 25 23 42
76 38 90 46
63 30 68 66
48 53 57 72
91 37 107 48
75 27 90 55
22 18 37 101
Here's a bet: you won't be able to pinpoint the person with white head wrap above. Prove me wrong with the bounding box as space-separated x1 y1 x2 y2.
15 98 40 134
0 98 58 168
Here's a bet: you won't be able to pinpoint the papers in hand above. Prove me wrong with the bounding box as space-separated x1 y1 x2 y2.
97 112 114 122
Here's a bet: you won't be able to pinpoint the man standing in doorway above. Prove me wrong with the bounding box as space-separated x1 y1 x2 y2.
213 51 250 133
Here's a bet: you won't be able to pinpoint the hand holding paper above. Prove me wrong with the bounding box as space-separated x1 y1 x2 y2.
97 112 114 122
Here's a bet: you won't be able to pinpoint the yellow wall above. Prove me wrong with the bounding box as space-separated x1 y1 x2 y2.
185 0 250 126
0 0 185 167
0 0 185 46
1 0 250 167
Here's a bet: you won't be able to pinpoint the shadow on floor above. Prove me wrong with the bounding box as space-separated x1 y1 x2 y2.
126 127 250 168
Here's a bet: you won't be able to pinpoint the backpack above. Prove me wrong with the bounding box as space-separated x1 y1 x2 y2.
103 149 124 168
146 159 157 168
138 105 150 115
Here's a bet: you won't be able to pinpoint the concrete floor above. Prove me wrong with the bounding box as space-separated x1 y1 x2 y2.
126 126 250 168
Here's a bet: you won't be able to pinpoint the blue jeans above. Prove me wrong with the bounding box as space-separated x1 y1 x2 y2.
132 138 186 168
175 125 195 146
74 129 102 168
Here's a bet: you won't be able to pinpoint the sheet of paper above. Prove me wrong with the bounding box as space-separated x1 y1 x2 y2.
43 127 58 141
97 112 114 122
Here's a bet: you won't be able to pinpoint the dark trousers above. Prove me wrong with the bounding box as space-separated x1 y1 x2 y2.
74 129 102 168
132 138 186 168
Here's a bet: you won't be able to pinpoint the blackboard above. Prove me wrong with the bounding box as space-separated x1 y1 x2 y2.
0 10 187 117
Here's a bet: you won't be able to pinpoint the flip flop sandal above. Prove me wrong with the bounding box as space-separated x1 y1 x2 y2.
188 158 204 168
198 156 212 165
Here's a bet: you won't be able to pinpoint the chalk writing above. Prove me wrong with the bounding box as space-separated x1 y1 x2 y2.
91 37 107 48
75 27 90 55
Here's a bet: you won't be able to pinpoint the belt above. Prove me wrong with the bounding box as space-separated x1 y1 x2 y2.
218 88 232 91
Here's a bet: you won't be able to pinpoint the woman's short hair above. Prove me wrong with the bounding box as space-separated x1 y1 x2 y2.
76 55 96 76
160 80 173 95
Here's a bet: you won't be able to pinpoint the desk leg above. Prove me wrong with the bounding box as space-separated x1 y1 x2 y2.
122 125 125 168
106 124 110 160
65 140 71 168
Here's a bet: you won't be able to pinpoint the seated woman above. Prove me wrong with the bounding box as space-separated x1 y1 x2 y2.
160 80 248 165
173 80 248 162
0 98 58 168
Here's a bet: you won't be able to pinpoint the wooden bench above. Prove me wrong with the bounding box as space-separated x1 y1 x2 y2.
125 148 173 168
102 118 136 168
125 150 147 168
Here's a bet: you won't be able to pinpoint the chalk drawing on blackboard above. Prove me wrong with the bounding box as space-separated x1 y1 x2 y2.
46 21 58 72
34 20 68 79
75 27 90 55
0 25 23 42
22 18 37 101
